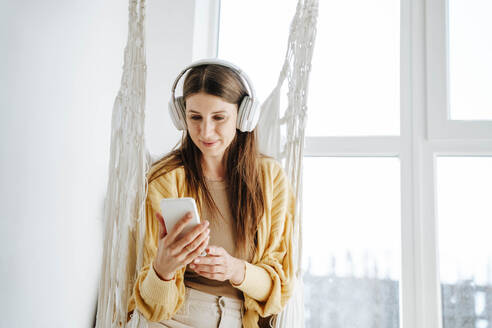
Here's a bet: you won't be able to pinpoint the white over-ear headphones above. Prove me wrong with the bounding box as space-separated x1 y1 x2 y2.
168 58 260 132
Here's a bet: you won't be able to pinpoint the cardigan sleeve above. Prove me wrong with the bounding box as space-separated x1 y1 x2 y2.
127 171 187 322
236 160 296 318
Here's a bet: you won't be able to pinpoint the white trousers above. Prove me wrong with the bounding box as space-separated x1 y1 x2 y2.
148 287 244 328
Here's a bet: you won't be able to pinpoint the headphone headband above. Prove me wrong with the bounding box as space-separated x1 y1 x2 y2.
171 58 256 102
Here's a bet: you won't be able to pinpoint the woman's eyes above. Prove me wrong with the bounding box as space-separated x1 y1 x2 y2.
189 116 225 121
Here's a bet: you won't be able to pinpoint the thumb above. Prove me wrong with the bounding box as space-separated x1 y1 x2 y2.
156 212 167 239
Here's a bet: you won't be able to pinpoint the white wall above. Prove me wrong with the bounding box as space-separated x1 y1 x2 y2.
0 1 195 326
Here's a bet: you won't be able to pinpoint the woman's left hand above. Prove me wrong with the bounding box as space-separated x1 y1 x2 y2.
189 246 246 285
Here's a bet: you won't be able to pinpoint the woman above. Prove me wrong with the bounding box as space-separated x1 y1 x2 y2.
127 59 295 328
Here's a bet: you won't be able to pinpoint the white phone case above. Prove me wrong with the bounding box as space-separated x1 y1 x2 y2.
160 197 201 238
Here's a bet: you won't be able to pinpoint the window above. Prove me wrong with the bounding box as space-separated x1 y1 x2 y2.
426 0 492 139
303 157 401 327
306 0 400 136
437 157 492 328
204 0 492 326
448 1 492 121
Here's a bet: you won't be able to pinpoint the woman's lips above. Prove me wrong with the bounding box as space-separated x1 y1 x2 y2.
202 141 218 147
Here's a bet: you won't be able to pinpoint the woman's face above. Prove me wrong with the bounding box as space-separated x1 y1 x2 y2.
185 92 238 160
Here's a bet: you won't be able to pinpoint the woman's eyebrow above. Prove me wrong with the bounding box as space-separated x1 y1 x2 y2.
187 110 227 114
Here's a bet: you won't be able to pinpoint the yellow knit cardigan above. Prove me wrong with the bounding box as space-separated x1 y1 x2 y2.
127 157 295 327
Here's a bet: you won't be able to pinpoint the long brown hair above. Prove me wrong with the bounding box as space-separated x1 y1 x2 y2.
149 64 265 257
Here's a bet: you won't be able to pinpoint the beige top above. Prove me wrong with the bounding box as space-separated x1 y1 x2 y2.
184 179 254 299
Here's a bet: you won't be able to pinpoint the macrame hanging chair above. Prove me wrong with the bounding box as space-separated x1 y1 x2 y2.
95 0 319 327
257 1 318 327
95 0 149 327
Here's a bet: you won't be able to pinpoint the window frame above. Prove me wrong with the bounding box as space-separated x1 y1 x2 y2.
426 0 492 139
191 0 220 61
197 0 492 327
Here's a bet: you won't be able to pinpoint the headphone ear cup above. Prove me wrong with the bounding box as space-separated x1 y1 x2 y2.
237 96 260 132
247 99 261 132
237 97 250 132
168 96 187 130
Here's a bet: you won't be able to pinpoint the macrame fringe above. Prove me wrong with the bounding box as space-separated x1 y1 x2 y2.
257 0 319 327
257 85 281 158
95 0 149 327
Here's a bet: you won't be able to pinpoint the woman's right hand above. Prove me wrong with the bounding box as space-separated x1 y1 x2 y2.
153 212 210 281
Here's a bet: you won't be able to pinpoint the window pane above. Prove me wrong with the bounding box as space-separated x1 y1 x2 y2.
302 157 401 327
436 157 492 328
218 0 297 103
449 0 492 120
306 0 400 136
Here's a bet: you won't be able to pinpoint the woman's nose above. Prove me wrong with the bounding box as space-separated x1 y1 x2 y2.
201 119 215 138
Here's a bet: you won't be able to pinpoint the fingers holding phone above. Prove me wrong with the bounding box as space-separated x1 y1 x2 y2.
154 212 210 280
163 213 210 257
155 212 167 239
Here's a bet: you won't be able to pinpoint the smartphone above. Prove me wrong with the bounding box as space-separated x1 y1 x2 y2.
160 197 201 239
